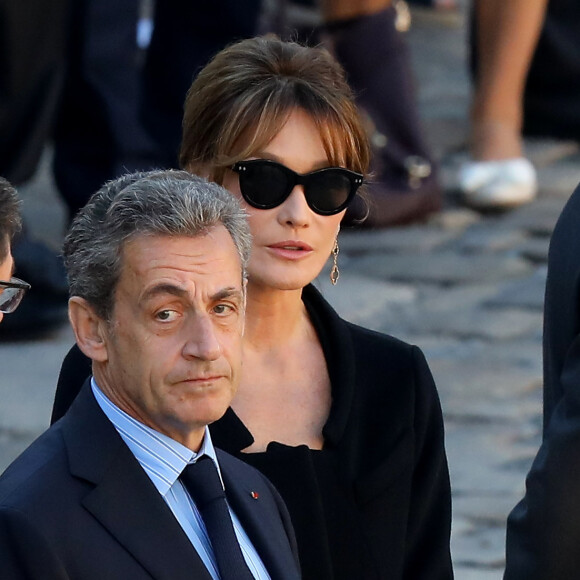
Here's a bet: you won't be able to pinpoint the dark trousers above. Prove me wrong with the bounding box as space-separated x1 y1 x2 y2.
0 0 70 184
523 0 580 140
53 0 262 218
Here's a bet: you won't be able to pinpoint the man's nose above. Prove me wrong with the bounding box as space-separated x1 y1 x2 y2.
182 315 222 361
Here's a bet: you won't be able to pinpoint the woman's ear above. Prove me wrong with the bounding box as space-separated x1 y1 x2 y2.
68 297 109 362
191 164 212 180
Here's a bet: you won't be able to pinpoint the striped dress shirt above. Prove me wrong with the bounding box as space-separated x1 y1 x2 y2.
91 379 271 580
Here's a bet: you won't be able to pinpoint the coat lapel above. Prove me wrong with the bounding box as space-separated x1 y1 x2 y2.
62 384 212 580
302 284 356 446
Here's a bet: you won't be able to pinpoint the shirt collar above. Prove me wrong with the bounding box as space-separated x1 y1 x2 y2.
91 377 221 496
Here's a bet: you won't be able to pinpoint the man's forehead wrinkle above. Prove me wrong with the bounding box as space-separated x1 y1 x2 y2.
129 254 233 281
144 252 234 270
124 230 240 270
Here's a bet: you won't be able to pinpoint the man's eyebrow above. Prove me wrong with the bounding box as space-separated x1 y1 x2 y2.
140 284 243 303
211 287 244 302
140 283 187 303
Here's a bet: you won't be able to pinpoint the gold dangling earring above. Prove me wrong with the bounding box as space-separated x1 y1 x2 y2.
330 238 340 286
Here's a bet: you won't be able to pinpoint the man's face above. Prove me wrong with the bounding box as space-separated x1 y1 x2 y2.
0 245 14 324
93 227 245 450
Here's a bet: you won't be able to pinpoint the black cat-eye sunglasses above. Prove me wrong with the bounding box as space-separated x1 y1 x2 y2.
231 159 364 216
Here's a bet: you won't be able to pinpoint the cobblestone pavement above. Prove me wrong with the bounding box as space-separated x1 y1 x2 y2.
2 3 580 579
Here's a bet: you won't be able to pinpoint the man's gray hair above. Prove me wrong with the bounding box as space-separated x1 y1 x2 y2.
63 170 251 320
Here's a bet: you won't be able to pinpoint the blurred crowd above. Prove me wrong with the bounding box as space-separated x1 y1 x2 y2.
1 0 579 338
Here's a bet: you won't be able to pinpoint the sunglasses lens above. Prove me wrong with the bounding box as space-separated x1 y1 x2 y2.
239 163 291 209
0 287 24 314
307 171 353 214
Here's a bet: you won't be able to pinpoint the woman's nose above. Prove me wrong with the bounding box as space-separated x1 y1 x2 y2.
277 185 311 227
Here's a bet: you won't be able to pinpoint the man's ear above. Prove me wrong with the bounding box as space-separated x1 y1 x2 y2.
68 297 109 362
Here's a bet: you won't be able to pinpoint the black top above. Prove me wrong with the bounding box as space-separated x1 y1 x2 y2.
505 183 580 579
52 284 453 579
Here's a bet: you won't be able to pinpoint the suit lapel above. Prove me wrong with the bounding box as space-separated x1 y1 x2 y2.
62 384 212 580
219 454 299 580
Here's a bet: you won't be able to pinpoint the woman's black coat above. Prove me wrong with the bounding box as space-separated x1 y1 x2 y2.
53 284 453 579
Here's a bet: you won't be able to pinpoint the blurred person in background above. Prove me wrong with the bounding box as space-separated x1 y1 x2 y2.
52 0 263 219
459 0 580 211
0 0 70 336
54 0 441 227
0 0 446 336
0 178 30 324
308 0 442 226
458 0 547 210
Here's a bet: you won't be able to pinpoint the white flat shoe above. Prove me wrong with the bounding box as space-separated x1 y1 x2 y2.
458 157 537 209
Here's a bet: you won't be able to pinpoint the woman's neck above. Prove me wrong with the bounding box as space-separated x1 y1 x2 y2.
243 283 309 350
234 281 330 452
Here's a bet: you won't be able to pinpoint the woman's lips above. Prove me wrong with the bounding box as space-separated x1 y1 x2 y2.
267 241 313 259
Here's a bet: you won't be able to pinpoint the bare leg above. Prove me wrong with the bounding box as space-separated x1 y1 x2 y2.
471 0 549 160
320 0 392 21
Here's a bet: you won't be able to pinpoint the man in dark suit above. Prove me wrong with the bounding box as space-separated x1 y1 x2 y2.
0 170 300 579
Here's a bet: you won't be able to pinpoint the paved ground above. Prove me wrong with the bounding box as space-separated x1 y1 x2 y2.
2 3 580 578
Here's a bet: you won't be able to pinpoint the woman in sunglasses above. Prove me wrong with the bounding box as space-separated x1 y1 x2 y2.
53 37 452 579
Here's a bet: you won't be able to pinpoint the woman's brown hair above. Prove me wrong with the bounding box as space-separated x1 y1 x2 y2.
179 36 371 186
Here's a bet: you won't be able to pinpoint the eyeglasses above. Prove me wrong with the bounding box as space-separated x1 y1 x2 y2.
231 159 364 216
0 277 31 314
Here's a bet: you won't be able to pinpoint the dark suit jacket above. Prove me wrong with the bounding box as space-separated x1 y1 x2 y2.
504 183 580 579
0 384 300 579
52 285 453 579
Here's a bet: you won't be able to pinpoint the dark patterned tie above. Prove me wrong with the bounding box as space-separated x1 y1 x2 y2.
180 456 255 580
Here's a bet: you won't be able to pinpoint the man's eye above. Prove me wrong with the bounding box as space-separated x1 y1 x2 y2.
155 310 179 322
213 304 234 316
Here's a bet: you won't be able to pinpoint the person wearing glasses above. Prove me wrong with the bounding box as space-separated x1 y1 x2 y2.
52 37 452 579
0 177 30 323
